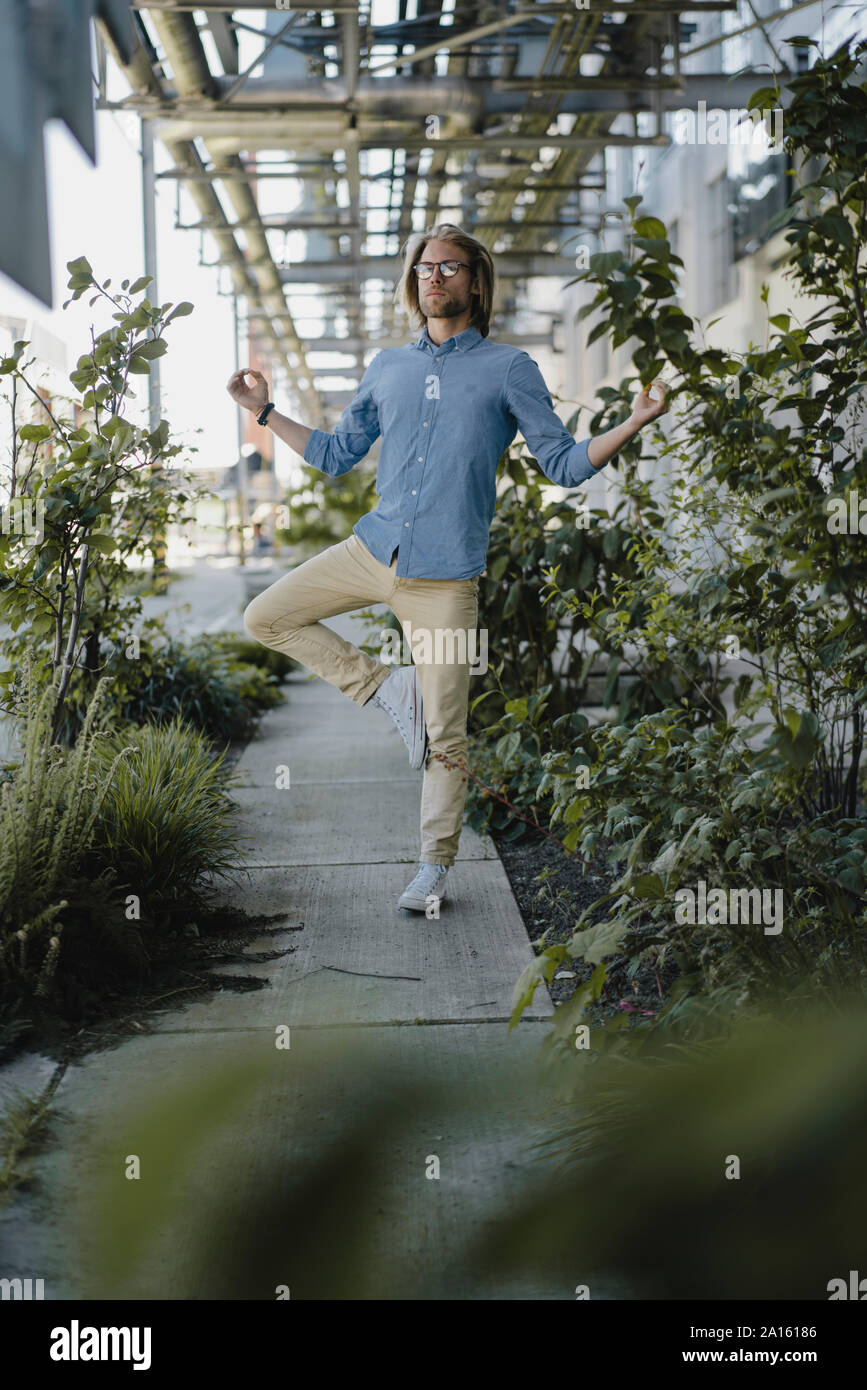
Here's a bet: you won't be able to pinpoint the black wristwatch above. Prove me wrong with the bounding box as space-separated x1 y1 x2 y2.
257 401 276 427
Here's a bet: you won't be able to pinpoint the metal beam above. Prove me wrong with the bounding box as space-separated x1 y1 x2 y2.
366 11 539 75
158 166 604 191
204 12 238 75
156 164 340 180
681 0 822 56
492 76 684 91
110 72 782 120
179 214 595 233
367 134 671 151
180 216 360 232
341 6 363 354
220 12 303 104
146 7 325 423
134 1 360 8
96 26 294 403
150 119 671 149
366 167 604 184
132 1 737 9
141 118 161 433
445 219 599 231
495 182 604 192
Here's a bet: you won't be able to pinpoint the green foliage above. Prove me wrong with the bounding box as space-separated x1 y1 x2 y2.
277 464 378 557
534 703 867 1021
0 258 208 738
465 471 724 845
0 1081 56 1208
211 633 299 682
0 678 245 1017
63 1002 867 1299
473 41 867 1029
89 719 242 910
0 674 134 1005
53 623 285 745
472 1003 867 1299
474 476 650 720
464 681 562 842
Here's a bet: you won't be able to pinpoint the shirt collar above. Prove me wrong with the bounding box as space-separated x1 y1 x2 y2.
412 324 483 355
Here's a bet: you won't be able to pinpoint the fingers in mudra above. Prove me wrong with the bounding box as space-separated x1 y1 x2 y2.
226 368 269 407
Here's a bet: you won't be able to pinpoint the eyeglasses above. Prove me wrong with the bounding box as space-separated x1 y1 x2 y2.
413 260 471 279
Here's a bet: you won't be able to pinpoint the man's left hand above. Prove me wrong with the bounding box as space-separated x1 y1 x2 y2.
630 379 670 427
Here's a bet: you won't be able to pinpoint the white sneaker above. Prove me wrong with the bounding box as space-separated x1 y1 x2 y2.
399 862 449 913
371 664 427 769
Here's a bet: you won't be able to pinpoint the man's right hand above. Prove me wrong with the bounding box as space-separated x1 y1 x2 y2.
227 367 270 414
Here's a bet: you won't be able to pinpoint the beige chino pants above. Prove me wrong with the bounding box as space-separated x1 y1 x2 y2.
243 532 479 866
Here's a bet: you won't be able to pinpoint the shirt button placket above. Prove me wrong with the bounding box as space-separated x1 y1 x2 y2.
407 351 442 566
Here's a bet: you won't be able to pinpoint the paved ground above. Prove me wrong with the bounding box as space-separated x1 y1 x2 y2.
0 560 594 1301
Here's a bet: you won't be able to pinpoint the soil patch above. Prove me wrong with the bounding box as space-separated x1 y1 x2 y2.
490 826 680 1024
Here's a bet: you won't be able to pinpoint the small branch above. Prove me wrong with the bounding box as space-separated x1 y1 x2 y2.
15 372 72 446
52 542 90 736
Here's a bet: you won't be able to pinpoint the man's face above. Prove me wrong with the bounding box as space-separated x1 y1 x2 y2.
416 239 479 319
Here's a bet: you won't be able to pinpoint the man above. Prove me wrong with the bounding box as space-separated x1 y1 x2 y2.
228 223 668 914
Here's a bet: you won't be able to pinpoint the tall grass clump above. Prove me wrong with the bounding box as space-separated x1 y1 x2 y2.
0 674 134 1006
90 718 243 913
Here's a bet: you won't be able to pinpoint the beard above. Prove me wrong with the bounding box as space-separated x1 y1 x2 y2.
421 287 466 317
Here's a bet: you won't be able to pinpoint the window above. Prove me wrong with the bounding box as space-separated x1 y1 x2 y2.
697 175 734 315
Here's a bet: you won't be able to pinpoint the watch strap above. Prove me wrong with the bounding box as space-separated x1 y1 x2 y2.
257 401 276 426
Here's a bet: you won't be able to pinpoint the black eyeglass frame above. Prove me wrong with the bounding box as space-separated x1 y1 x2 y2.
413 260 473 279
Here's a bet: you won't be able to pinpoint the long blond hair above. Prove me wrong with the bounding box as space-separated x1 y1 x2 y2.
393 223 495 337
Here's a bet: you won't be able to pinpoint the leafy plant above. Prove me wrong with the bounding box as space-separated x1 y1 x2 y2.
277 464 378 558
63 999 867 1300
89 718 243 911
471 1003 867 1300
0 258 207 739
474 39 867 1032
0 672 134 1004
474 477 648 721
211 633 299 682
53 623 285 745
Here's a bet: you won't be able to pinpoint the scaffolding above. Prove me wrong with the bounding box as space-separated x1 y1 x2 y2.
3 2 796 430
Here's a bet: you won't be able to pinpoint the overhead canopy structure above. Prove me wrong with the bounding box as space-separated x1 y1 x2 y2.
4 2 791 427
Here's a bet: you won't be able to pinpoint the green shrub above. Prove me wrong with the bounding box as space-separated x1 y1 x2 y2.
219 658 285 716
474 42 867 1038
277 465 378 557
0 680 248 1021
464 683 563 843
212 633 298 682
21 871 150 1023
0 674 135 1006
117 638 283 741
54 629 285 745
0 257 204 743
90 718 242 910
475 474 656 722
475 1004 867 1299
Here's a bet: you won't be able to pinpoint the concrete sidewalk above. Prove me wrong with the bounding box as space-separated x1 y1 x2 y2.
0 607 572 1301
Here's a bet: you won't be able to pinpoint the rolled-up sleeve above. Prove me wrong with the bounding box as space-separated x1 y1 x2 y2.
503 351 598 486
303 352 382 476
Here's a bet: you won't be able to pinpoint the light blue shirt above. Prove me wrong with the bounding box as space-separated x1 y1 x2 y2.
302 323 604 579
